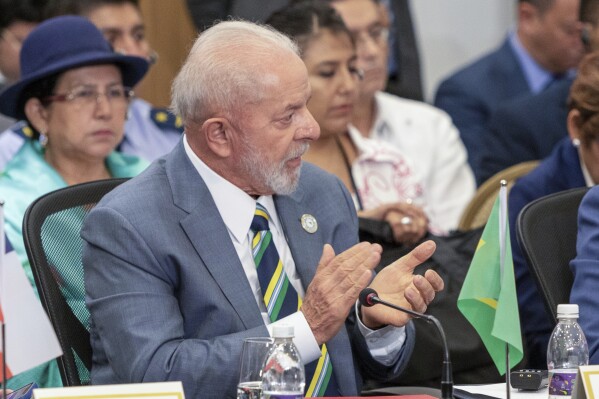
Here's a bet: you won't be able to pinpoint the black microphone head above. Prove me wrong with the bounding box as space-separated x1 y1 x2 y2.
359 287 378 307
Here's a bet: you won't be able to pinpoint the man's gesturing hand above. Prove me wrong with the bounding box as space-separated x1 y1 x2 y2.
301 242 382 345
360 240 444 329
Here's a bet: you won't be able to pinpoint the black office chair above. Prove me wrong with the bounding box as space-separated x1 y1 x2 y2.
516 187 589 325
22 178 129 386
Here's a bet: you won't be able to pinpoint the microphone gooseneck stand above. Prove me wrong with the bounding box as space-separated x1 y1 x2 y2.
359 288 454 399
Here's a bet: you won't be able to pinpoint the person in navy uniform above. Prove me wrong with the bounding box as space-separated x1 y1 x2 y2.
81 0 183 160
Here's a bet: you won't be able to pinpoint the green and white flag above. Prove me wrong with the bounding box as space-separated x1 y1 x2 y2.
457 184 524 375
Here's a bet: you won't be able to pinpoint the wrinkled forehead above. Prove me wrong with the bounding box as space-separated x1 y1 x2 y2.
237 54 310 116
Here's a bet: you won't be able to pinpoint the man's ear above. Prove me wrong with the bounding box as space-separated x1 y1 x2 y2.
567 108 583 143
518 1 540 34
24 98 50 135
202 117 234 158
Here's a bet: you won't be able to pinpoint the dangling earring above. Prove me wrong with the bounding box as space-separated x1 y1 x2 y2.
39 132 48 148
572 138 581 148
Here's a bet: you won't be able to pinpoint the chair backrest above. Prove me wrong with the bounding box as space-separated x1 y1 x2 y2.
516 187 589 325
458 160 539 231
22 178 129 386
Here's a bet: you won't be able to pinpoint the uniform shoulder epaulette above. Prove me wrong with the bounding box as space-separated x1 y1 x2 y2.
150 108 183 132
10 121 34 139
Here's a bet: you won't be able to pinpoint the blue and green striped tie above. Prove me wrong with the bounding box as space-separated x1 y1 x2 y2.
251 204 339 397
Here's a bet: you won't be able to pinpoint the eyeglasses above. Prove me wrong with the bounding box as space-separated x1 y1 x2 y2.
351 24 389 47
43 85 134 109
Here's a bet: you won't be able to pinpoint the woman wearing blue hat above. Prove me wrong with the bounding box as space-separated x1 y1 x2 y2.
0 15 150 390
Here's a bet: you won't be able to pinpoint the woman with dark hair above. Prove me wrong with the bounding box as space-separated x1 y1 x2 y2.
0 15 149 389
509 51 599 369
267 4 505 389
267 2 429 247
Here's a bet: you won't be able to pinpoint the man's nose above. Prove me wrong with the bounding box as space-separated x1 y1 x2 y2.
298 110 321 142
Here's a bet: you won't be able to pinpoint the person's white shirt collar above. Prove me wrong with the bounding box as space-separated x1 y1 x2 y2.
183 134 405 365
579 150 596 188
182 134 282 241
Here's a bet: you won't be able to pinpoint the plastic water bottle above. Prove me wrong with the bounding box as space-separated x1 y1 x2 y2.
261 324 305 399
547 304 589 399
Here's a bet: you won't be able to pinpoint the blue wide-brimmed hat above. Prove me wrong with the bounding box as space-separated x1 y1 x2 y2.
0 15 149 119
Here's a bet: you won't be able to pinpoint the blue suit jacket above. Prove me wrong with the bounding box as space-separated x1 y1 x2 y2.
509 137 585 368
571 185 599 364
82 141 414 399
478 78 572 185
434 38 530 175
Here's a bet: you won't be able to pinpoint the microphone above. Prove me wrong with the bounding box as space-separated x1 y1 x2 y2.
359 288 454 399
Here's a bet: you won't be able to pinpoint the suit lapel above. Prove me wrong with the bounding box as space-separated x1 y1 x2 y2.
165 142 264 330
500 39 530 94
274 186 322 294
275 181 360 395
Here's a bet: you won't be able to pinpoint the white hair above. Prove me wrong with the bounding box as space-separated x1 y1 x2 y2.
170 20 300 124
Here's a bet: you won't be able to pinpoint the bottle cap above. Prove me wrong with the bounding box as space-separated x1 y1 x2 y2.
557 304 579 318
272 324 294 338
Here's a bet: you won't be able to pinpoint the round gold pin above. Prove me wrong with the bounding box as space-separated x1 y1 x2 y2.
301 214 318 233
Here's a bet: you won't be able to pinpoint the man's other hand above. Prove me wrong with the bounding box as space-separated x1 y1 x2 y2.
360 240 444 329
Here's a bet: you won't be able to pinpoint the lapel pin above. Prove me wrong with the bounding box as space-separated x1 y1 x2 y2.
301 214 318 233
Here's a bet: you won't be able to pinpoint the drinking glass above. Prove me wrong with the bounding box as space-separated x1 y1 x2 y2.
237 337 273 399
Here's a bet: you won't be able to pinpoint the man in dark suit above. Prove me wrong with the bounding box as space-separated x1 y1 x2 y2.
477 78 572 185
82 20 443 398
476 0 599 186
434 0 583 179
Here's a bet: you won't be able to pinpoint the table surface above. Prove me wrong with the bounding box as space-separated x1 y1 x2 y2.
457 383 548 399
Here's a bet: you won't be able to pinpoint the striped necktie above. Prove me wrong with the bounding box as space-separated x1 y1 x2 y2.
250 203 339 396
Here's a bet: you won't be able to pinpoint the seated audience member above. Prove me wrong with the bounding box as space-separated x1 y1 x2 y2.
82 20 444 398
434 0 583 178
571 185 599 364
186 0 424 101
508 51 599 369
328 0 475 234
0 15 149 389
78 0 183 160
267 2 427 246
0 0 182 170
0 0 66 134
268 2 503 388
478 0 599 186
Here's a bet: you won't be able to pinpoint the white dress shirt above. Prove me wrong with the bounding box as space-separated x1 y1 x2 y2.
365 91 476 234
183 135 406 366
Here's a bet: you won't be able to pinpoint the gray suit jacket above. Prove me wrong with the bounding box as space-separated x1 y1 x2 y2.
82 141 415 398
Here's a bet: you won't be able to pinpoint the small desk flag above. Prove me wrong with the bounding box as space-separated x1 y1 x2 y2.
457 184 523 375
1 206 62 379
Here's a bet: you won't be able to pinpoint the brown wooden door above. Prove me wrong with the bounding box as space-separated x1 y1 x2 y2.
137 0 197 107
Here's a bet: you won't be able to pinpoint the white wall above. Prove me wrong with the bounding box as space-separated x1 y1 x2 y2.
410 0 517 102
